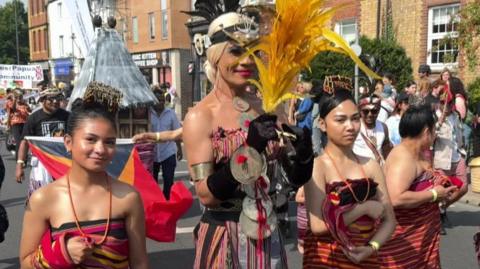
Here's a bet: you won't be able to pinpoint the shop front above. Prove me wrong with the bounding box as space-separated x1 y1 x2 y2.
132 51 171 86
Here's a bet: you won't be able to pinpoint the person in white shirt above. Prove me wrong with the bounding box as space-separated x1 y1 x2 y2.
385 92 410 146
353 94 393 166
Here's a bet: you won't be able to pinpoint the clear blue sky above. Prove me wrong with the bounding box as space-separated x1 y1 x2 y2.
0 0 28 7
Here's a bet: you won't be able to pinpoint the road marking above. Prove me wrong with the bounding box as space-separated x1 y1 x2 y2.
176 226 195 234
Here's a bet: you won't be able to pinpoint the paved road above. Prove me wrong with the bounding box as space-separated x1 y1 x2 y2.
0 143 479 268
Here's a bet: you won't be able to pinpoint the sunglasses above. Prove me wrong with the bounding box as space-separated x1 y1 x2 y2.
46 95 64 102
361 108 380 115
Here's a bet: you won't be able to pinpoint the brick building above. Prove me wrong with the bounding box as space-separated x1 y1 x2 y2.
327 0 479 84
116 0 193 118
28 0 50 82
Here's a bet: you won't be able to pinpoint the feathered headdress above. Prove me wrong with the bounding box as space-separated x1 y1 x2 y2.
184 0 259 55
83 81 123 114
184 0 241 23
243 0 382 113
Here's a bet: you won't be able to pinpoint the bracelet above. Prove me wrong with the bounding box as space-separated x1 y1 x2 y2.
430 189 438 202
17 160 25 167
368 241 380 253
155 132 161 142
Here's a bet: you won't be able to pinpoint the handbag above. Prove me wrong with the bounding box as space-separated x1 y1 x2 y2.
0 204 8 243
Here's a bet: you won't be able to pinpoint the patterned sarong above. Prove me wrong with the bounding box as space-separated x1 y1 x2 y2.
378 171 441 269
32 219 129 269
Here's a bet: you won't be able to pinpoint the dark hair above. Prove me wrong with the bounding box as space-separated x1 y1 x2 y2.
66 98 116 136
319 89 356 119
430 79 446 90
449 77 467 99
404 80 416 88
383 73 394 83
399 105 435 138
153 89 165 101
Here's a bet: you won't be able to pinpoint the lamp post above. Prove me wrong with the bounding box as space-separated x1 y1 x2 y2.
13 0 20 64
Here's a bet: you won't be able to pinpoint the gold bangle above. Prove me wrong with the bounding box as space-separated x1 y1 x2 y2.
155 132 161 142
191 162 214 182
430 189 438 202
368 241 380 252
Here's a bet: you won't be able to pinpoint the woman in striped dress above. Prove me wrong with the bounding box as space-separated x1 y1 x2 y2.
303 80 397 268
380 105 459 268
19 82 149 268
183 8 314 269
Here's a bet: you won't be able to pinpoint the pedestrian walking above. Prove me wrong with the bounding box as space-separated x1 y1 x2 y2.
380 105 459 268
303 83 396 268
353 94 393 166
15 87 70 197
150 89 182 200
182 7 313 268
5 89 31 158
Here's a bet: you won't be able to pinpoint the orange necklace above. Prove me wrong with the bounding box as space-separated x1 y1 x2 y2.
324 150 371 203
67 173 112 245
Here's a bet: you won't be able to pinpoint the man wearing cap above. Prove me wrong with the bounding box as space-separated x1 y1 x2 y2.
15 87 69 197
5 89 31 158
353 94 393 166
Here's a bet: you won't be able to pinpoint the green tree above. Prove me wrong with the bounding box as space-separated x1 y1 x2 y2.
0 1 29 64
457 1 480 71
308 36 413 91
468 77 480 112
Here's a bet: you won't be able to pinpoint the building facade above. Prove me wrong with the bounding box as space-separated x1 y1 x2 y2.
118 0 193 118
47 0 84 89
28 0 49 84
328 0 478 84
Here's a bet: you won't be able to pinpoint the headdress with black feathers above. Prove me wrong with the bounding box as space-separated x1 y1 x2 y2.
183 0 240 23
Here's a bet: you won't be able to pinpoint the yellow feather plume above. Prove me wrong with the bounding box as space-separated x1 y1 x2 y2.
246 0 381 113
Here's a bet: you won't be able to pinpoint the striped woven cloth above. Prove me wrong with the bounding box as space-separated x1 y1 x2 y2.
32 219 129 269
378 202 441 269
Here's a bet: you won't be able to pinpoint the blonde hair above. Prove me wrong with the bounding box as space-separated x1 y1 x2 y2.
204 12 248 84
204 43 228 83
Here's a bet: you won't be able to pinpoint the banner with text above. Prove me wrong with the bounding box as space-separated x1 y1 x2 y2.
0 65 43 89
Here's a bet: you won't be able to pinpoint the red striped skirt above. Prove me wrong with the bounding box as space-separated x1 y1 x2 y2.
303 219 380 269
378 202 441 269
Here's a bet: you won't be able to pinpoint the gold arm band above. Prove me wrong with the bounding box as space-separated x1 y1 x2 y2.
191 162 214 182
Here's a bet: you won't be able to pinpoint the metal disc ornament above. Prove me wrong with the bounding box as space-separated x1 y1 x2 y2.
243 174 271 198
233 96 250 112
230 146 264 185
242 197 273 221
239 211 277 240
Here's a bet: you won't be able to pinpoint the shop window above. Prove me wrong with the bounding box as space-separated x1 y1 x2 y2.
427 4 459 70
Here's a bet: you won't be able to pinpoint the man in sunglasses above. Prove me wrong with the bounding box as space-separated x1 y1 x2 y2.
353 94 393 166
15 87 70 198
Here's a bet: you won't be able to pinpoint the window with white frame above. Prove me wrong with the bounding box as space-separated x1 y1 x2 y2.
149 13 156 40
59 35 64 57
57 2 62 18
334 19 357 45
161 10 168 39
427 4 460 68
132 17 139 44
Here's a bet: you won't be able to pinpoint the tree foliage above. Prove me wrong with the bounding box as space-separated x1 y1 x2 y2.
468 77 480 112
308 36 413 91
0 1 29 64
456 1 480 71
